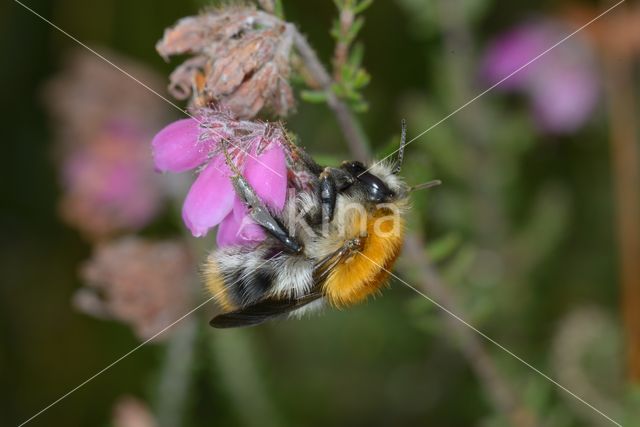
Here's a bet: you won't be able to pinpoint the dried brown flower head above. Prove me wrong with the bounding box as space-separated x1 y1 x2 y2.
45 49 168 145
156 6 295 119
75 237 194 341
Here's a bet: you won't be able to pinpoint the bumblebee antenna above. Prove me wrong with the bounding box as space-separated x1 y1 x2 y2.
392 119 407 174
409 180 442 192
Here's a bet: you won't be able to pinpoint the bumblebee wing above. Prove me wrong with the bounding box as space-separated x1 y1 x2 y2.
210 293 322 329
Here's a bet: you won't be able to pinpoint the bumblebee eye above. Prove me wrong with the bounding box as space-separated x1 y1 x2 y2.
341 161 394 202
357 171 394 202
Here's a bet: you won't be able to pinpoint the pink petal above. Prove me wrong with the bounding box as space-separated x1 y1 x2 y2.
481 22 547 89
232 198 265 242
216 212 242 247
237 220 266 242
216 200 266 247
481 20 599 135
152 118 209 173
182 157 234 237
243 143 288 211
529 66 599 134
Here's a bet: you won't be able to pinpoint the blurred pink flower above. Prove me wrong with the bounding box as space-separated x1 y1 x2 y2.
481 20 600 134
60 122 163 239
152 109 288 245
45 49 169 240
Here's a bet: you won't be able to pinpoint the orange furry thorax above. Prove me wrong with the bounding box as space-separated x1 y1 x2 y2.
323 208 405 307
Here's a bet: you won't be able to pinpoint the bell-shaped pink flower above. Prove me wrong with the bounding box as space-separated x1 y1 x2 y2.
151 110 290 245
214 144 288 245
152 118 209 173
244 142 288 210
182 157 236 238
216 199 266 247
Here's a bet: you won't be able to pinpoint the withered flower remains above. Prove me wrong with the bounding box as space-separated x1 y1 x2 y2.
157 6 295 118
75 237 193 341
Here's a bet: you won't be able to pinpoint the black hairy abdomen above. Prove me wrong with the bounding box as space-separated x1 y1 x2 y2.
225 268 273 307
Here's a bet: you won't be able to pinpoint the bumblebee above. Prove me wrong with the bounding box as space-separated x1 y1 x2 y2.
206 121 439 328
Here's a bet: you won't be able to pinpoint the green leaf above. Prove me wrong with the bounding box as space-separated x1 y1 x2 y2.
442 244 476 284
350 100 369 113
353 0 374 14
427 233 462 263
348 43 365 68
340 64 355 83
343 86 361 101
331 82 347 97
352 69 370 88
274 0 285 18
330 20 342 40
347 17 365 41
300 90 328 104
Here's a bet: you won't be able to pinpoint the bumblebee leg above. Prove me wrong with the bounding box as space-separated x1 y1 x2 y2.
313 237 363 283
319 168 337 224
222 143 302 254
318 167 355 224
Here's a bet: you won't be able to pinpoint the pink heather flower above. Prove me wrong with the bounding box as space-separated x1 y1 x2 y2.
481 20 600 134
152 109 288 245
45 49 168 240
60 122 163 239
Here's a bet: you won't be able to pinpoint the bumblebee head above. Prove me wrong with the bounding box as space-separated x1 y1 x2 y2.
342 160 408 203
340 119 440 204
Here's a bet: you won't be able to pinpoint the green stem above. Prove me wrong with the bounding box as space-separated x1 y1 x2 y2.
293 8 536 426
292 29 371 162
154 316 198 427
207 329 282 427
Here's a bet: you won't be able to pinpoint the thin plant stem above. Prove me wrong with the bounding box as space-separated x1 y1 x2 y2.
207 329 282 427
603 52 640 382
159 175 280 426
153 185 202 427
154 315 198 427
402 237 537 427
332 6 354 81
291 16 537 427
292 30 371 163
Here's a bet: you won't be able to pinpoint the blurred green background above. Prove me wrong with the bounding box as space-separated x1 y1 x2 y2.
2 0 637 426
